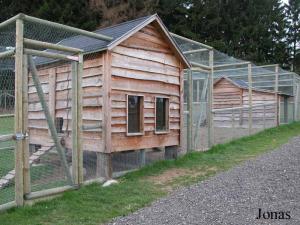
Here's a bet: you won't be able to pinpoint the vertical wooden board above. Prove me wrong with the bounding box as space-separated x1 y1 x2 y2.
15 18 24 206
103 51 112 153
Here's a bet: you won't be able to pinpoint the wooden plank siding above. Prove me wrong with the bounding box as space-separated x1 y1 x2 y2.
28 53 105 152
110 24 181 152
28 22 184 153
213 78 277 127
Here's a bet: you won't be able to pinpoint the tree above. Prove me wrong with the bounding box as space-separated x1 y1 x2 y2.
0 0 101 31
286 0 300 71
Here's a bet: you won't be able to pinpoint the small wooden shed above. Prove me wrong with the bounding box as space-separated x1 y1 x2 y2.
28 14 189 177
213 77 282 127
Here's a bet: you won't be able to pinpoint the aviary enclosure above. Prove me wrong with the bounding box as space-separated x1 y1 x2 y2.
0 14 300 211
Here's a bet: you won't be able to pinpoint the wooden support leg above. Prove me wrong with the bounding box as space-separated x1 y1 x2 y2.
165 146 178 160
96 152 112 180
139 149 146 168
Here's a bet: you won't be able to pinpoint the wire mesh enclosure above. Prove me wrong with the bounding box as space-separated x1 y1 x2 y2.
0 13 300 211
172 33 300 151
0 14 114 210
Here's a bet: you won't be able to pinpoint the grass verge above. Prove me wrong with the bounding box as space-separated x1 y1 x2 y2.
1 122 300 225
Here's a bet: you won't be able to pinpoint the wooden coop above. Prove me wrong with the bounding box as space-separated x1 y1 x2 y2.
213 77 285 128
29 14 189 178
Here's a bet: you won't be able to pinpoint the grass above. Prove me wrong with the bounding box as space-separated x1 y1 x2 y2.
0 122 300 224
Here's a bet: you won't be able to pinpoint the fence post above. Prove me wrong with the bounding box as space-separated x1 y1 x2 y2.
71 61 79 187
187 69 193 151
77 54 83 185
293 75 297 121
22 54 30 196
207 50 214 148
247 63 253 135
263 104 266 129
275 65 279 126
14 17 25 206
231 105 234 128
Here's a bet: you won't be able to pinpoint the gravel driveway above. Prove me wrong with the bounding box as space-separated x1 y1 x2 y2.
108 136 300 225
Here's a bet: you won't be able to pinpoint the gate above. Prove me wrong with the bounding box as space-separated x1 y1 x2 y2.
0 14 111 210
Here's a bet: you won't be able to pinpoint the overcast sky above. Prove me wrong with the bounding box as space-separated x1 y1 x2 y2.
282 0 288 4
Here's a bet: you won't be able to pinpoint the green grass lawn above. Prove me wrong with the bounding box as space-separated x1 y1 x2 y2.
0 122 300 225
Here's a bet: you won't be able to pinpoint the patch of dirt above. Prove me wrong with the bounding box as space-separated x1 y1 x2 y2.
147 168 190 185
146 166 219 192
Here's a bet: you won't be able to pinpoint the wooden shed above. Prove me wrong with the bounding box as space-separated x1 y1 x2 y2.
213 77 282 127
28 14 189 177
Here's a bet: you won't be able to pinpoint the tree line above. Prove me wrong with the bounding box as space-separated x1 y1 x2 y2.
0 0 299 72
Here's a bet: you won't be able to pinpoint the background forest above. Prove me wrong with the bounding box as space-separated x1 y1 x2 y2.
0 0 299 72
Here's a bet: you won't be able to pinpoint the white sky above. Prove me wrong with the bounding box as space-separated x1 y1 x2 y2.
281 0 289 4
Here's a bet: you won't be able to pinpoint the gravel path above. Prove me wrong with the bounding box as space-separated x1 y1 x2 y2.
109 136 300 225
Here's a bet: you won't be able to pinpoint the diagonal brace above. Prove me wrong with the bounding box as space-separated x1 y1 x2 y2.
28 55 73 185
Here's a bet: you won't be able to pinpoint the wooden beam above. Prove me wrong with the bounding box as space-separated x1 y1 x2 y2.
77 54 84 185
24 38 83 53
14 18 24 206
22 54 30 196
71 61 79 187
183 48 209 54
103 51 112 154
25 185 74 200
170 32 213 50
24 48 79 61
275 65 279 126
187 69 193 151
248 63 253 135
28 55 73 185
22 14 113 41
0 49 15 59
96 152 112 179
207 50 214 148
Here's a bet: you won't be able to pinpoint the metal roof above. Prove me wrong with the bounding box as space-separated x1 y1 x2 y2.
56 15 153 53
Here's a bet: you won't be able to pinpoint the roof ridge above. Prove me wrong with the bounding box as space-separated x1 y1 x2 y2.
94 14 155 33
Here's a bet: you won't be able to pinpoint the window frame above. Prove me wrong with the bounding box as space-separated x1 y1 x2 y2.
126 94 145 136
154 96 170 134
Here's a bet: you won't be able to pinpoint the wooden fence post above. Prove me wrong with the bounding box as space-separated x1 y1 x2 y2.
187 69 193 151
72 61 79 187
247 63 253 135
14 18 24 206
275 65 279 126
22 54 30 196
207 50 214 148
77 54 83 185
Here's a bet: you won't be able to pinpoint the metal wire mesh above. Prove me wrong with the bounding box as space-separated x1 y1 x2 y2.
173 33 300 151
0 22 16 204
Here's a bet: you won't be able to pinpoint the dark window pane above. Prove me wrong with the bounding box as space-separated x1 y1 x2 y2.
55 117 64 133
128 96 142 133
156 98 168 131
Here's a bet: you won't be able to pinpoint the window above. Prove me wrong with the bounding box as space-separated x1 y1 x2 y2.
127 95 144 135
155 97 169 133
55 117 64 134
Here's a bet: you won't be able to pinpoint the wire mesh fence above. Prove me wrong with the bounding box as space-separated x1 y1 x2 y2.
0 14 300 211
0 17 16 206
